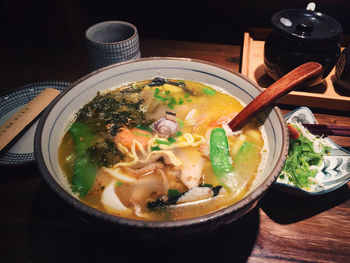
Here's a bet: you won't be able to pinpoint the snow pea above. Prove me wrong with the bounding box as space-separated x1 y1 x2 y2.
210 128 234 188
69 122 97 197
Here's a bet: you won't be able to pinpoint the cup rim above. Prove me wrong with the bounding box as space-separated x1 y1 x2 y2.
85 20 138 45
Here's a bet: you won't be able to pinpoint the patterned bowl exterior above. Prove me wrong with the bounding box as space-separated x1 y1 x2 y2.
34 58 289 236
0 81 70 165
86 21 141 71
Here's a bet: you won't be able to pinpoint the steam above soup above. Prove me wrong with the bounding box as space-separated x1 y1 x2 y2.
58 78 265 220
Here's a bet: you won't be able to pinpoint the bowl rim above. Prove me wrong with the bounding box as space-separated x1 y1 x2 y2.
34 57 289 229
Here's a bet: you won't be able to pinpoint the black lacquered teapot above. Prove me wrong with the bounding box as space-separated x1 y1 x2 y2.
264 4 343 84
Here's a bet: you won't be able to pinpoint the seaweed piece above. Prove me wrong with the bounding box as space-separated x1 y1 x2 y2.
76 90 149 136
199 184 222 196
148 77 168 87
88 139 123 167
148 184 223 211
147 195 182 211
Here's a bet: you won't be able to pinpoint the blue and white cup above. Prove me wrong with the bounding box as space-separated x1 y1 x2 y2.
86 21 141 71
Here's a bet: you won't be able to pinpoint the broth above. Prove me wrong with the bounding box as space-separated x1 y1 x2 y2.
58 78 265 220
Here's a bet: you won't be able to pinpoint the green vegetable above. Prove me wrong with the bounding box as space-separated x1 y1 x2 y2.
168 189 180 197
69 122 97 197
167 97 177 109
136 124 153 132
168 137 176 143
176 118 184 128
156 139 171 145
280 124 331 189
69 122 95 155
133 132 152 137
151 146 161 151
203 87 216 95
71 154 97 197
210 128 234 188
153 87 179 109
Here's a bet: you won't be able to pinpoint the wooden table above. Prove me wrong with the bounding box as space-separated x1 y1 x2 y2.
1 38 349 263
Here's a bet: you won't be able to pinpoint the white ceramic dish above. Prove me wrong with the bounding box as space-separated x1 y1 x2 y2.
34 58 288 235
0 81 70 165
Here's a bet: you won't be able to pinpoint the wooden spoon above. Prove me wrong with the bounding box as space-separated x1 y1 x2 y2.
228 62 323 131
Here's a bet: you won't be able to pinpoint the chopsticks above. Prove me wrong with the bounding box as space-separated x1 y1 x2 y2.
302 123 350 137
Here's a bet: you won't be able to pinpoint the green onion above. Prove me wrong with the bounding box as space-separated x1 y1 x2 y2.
168 137 176 143
203 87 216 95
133 132 152 137
184 93 190 98
186 99 192 102
178 98 184 105
151 146 161 151
176 131 182 136
156 139 171 145
168 189 180 197
116 181 123 187
167 97 177 109
176 118 184 128
136 124 153 132
154 87 160 97
155 95 169 102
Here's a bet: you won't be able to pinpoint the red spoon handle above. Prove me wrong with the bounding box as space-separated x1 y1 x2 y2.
228 62 323 131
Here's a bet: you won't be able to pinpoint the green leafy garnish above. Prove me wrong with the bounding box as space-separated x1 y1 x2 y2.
280 124 331 189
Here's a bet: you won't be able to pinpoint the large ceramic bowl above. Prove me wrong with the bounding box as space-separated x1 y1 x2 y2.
34 57 289 236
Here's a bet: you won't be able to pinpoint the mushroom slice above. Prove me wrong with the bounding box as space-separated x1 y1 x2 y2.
101 180 132 215
129 171 169 207
123 161 164 176
177 187 214 204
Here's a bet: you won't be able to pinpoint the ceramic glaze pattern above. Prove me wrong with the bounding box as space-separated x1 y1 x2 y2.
0 81 70 165
275 106 350 195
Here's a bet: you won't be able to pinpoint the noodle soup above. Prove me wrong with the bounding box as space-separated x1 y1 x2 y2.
58 78 265 220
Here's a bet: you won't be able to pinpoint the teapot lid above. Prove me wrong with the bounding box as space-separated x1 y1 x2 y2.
271 9 342 44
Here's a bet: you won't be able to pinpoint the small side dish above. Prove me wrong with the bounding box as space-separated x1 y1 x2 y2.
276 107 350 195
278 123 331 191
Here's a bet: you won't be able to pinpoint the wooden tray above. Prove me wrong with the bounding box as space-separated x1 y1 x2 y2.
241 32 350 111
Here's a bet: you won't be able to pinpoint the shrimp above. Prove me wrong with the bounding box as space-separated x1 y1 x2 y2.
115 127 152 150
208 112 238 127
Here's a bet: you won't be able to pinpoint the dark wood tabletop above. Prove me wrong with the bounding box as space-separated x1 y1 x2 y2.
1 38 350 263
